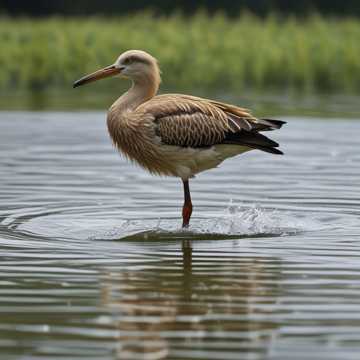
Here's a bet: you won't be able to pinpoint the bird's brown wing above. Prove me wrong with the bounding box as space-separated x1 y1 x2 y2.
136 94 229 147
136 94 285 151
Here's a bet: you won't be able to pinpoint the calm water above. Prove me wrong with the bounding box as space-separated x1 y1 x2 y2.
0 112 359 360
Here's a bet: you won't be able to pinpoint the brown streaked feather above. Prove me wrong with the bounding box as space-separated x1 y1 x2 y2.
135 93 285 152
206 98 285 131
137 94 230 147
227 114 252 131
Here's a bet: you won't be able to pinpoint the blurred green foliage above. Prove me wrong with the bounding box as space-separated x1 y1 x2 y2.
1 13 360 94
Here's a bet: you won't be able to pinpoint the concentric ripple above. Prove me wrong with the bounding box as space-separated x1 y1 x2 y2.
0 111 360 360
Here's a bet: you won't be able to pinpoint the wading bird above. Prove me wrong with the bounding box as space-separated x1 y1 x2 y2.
74 50 285 228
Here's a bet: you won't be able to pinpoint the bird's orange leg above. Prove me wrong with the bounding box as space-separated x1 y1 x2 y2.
182 179 193 228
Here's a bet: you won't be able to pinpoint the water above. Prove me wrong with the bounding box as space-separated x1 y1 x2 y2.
0 111 359 360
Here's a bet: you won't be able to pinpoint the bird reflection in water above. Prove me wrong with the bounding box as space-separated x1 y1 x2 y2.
100 240 281 359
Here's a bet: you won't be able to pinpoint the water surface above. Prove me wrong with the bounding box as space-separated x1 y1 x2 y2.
0 112 360 360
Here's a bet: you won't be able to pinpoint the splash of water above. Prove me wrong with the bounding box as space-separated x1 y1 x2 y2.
95 204 319 240
193 204 309 235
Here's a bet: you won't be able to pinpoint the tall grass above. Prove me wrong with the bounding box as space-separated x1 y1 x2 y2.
1 12 360 94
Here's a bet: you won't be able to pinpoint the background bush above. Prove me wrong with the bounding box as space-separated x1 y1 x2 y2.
1 13 360 94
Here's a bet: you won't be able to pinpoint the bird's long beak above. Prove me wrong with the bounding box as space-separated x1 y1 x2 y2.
73 65 121 88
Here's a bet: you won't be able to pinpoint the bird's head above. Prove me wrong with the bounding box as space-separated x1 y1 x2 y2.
73 50 161 88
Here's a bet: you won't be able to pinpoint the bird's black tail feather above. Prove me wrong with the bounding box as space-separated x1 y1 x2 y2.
257 118 287 131
223 131 284 155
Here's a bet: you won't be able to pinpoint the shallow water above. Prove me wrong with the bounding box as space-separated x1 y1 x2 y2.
0 111 360 360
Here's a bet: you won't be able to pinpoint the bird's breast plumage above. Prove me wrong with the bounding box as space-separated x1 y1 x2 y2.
107 106 183 177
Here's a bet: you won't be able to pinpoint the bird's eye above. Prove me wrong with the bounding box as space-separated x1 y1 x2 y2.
123 57 132 65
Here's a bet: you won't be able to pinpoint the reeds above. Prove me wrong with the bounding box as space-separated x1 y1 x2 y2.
1 13 359 93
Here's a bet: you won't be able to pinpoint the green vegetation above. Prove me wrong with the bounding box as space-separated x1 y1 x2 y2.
1 13 360 95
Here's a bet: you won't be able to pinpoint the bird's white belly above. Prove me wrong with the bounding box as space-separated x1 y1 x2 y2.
160 144 251 180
